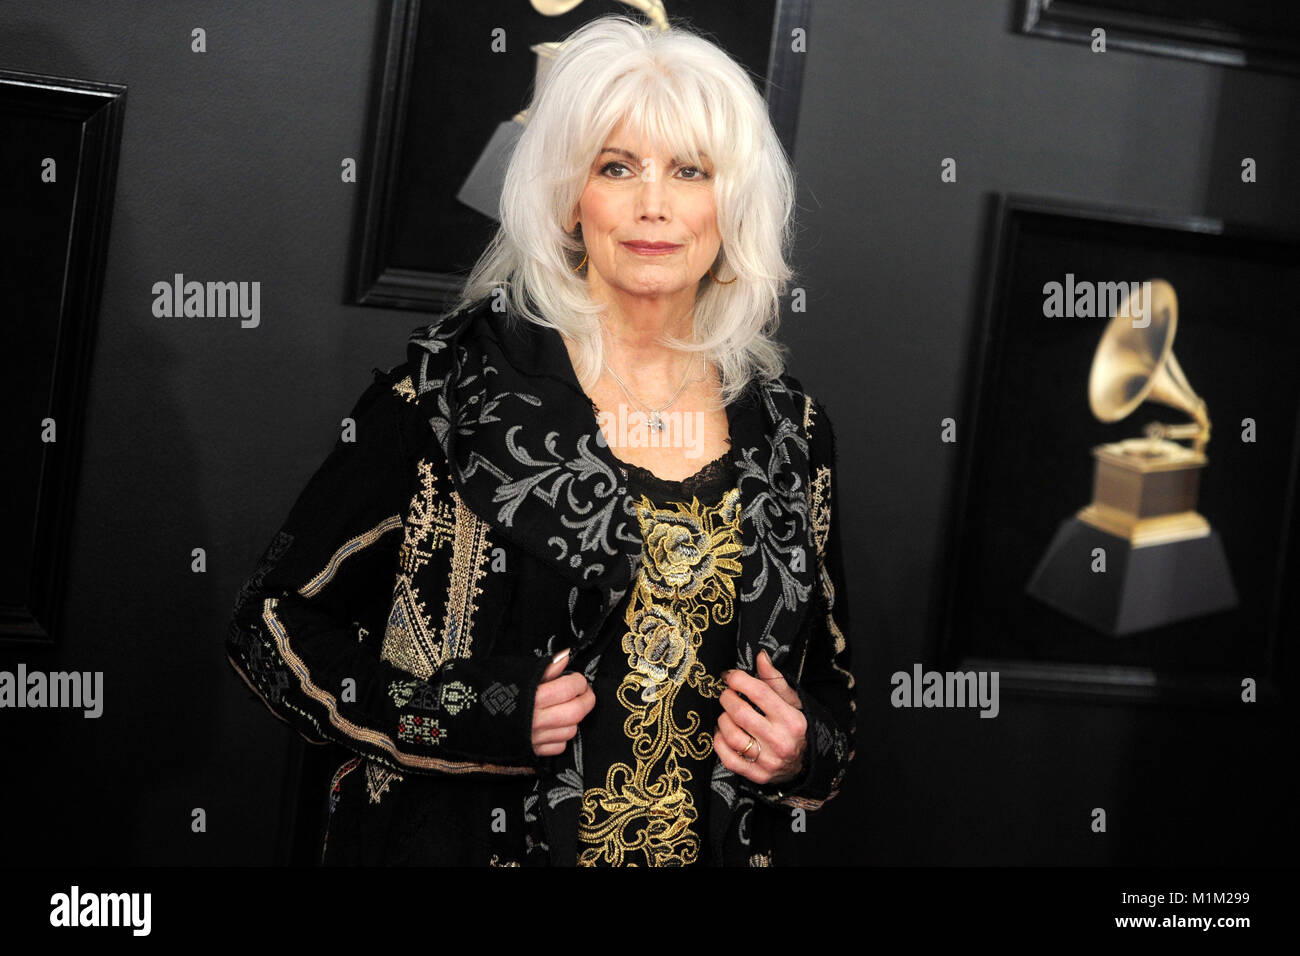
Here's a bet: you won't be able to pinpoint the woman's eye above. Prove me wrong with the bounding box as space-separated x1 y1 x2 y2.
599 161 711 180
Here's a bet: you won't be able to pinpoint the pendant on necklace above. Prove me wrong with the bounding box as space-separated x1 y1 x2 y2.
648 412 665 432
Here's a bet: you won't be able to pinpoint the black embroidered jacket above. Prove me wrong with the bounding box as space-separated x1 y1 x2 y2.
225 297 856 866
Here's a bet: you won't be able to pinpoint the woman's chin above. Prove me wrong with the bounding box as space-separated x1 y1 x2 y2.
608 273 695 299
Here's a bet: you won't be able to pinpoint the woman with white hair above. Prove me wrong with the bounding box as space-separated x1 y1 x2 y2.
227 13 855 867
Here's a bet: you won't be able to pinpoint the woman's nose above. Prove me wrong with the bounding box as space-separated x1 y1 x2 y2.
634 161 670 220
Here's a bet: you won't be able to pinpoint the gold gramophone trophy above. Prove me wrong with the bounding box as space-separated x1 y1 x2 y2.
458 1 671 219
1026 279 1237 635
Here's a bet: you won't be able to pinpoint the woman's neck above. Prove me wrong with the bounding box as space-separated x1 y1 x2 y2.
588 285 702 393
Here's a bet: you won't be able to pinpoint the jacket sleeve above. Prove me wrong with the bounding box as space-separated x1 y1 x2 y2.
225 364 554 778
744 396 856 811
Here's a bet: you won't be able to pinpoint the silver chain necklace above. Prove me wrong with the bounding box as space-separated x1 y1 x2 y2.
602 351 698 432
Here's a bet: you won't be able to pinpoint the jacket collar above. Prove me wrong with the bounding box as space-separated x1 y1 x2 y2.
406 298 816 670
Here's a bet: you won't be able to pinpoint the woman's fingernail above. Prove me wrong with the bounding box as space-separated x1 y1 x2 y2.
553 648 571 664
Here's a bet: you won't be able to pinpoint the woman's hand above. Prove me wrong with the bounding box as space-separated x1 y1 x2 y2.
713 650 807 786
531 649 596 757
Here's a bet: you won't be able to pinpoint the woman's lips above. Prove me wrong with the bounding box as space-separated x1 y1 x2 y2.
621 241 682 256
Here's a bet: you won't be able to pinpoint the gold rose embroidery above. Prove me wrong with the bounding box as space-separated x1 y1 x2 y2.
577 487 743 866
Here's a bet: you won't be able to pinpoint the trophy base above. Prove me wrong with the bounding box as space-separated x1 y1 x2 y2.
1026 516 1238 636
1077 503 1209 546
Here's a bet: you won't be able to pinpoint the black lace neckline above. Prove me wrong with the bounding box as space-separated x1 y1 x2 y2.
618 447 736 500
588 396 736 500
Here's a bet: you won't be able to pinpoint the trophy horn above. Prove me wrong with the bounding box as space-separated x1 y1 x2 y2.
1087 279 1210 454
530 1 671 31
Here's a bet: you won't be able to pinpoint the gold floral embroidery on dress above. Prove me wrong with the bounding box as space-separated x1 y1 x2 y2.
577 486 743 867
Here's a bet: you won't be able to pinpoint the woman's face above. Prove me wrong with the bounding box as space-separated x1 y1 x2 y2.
569 121 721 303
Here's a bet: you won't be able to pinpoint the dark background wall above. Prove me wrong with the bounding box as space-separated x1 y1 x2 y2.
1 1 1295 865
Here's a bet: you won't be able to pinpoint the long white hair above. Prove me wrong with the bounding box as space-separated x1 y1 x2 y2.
450 13 797 406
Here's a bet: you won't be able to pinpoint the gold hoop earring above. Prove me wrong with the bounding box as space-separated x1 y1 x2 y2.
572 252 588 272
708 265 737 285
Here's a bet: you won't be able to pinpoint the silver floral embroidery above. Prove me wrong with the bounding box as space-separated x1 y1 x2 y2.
409 311 639 587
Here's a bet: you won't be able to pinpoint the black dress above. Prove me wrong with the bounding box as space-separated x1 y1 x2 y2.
570 438 742 867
